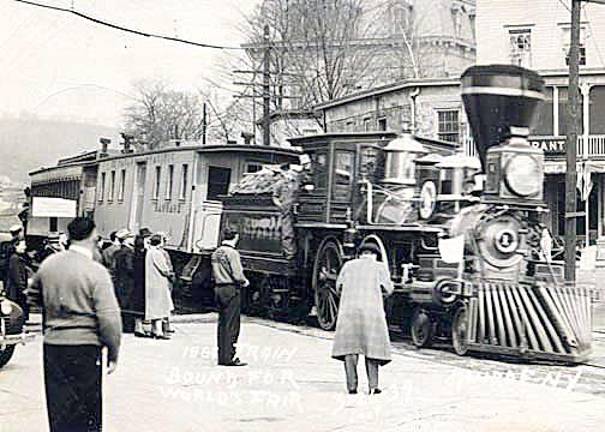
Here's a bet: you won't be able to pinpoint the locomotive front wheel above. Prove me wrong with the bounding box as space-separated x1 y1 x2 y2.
0 345 16 369
452 306 469 356
410 308 433 348
312 239 343 331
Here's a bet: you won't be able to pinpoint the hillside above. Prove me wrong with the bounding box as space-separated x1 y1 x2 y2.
0 115 120 183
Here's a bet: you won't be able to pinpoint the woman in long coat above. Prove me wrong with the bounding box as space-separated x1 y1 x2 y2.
145 235 174 339
6 239 31 322
332 242 394 395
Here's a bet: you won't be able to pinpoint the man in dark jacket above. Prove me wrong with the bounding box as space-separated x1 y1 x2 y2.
211 227 249 367
113 232 135 311
6 239 30 322
26 217 121 432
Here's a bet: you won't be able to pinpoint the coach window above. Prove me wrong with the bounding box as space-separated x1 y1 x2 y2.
246 163 263 173
108 170 116 202
207 166 232 201
99 172 106 202
153 166 161 200
378 117 387 131
166 165 174 200
180 164 189 200
118 169 126 202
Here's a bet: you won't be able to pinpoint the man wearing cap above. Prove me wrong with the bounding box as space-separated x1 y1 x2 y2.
26 217 121 432
113 230 136 326
102 230 121 272
332 242 394 395
211 227 249 366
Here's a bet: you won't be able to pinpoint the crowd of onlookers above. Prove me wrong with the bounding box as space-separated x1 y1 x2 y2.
2 223 176 340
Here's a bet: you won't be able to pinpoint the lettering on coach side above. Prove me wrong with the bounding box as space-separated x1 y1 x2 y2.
153 201 184 214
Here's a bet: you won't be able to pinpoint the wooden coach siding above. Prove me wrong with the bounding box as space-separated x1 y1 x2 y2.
94 148 198 251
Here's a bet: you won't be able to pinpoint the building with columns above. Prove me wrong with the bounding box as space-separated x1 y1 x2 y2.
475 0 605 246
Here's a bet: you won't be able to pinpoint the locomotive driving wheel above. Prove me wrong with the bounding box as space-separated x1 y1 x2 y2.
410 307 433 348
451 306 469 356
0 345 15 369
312 238 343 331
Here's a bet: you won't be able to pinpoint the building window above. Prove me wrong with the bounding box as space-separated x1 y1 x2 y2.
558 87 584 136
509 29 532 68
108 170 116 202
378 117 387 131
180 164 189 200
531 87 554 135
363 117 372 131
153 166 161 200
118 169 126 202
207 166 232 201
437 110 460 143
99 172 106 202
166 165 174 200
246 163 263 173
590 86 605 134
562 25 587 66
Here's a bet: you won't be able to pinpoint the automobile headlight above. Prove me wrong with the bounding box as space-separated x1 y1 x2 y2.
0 300 12 315
504 154 541 197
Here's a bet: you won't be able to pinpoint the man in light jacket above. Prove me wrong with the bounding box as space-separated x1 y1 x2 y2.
27 217 122 432
332 242 394 395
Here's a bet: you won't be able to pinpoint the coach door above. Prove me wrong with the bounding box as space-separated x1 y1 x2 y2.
129 162 147 232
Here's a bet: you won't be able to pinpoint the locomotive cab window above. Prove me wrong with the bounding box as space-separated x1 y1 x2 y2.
207 166 232 201
332 150 355 200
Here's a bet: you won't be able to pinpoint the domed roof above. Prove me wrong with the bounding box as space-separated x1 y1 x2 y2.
384 133 427 154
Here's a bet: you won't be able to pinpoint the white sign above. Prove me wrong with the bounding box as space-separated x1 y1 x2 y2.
32 197 77 218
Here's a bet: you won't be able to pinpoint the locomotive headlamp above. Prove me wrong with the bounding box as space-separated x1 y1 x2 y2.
0 300 12 315
503 154 541 197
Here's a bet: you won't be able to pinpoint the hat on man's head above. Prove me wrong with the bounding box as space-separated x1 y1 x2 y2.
222 226 238 241
115 228 130 240
139 227 152 238
358 242 382 258
9 224 22 234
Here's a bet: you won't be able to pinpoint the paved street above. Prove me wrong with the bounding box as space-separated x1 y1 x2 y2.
2 312 605 432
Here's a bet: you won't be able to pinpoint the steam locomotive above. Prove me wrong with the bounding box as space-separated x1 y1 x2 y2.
222 64 593 363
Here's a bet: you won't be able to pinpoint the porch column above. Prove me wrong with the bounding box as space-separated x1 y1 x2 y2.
581 83 592 158
553 86 559 136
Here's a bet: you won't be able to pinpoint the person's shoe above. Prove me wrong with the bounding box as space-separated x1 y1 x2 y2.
369 388 382 395
223 358 247 367
134 331 150 338
151 334 171 340
348 389 358 395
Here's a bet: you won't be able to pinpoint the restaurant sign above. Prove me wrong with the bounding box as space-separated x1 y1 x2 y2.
528 137 566 155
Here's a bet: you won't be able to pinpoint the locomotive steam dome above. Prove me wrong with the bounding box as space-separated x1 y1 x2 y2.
461 64 544 169
383 132 427 185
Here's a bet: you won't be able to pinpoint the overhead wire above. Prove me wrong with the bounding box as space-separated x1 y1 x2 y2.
13 0 244 50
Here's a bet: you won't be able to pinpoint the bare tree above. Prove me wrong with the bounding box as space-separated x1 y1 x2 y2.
241 0 386 109
123 80 207 149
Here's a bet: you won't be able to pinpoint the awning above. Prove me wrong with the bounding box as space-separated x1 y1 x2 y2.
544 160 605 175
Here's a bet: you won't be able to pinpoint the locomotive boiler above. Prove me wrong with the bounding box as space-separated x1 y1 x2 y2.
221 64 593 363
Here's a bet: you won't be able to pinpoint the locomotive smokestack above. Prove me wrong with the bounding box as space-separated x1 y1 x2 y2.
461 65 545 169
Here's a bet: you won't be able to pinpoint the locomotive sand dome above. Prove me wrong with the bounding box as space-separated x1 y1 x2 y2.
452 65 593 361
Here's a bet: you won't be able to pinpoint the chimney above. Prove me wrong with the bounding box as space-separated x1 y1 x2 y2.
120 133 135 154
99 138 111 157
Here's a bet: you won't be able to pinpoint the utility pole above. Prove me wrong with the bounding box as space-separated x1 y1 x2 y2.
565 0 582 283
262 24 271 146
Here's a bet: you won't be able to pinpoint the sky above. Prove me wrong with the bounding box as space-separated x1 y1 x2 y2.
0 0 259 127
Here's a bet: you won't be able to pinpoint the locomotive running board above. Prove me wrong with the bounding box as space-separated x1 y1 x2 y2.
465 281 593 363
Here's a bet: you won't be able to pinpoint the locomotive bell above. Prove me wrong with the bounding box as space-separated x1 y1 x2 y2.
383 132 427 185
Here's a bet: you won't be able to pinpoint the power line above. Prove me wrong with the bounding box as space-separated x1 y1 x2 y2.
13 0 243 50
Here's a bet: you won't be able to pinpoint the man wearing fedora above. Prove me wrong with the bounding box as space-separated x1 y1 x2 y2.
211 227 249 366
332 242 394 395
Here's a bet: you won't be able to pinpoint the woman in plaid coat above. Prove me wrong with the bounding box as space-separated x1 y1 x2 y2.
331 243 394 395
